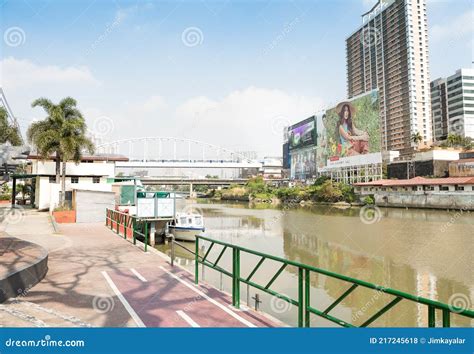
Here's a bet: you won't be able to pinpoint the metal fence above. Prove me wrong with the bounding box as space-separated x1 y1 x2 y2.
105 208 149 251
169 235 473 328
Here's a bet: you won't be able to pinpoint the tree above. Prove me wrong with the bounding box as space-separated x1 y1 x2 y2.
443 133 473 150
411 132 423 146
0 107 22 146
246 176 266 196
15 183 31 204
28 97 94 206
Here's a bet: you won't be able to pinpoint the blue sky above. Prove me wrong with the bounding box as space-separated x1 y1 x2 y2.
1 0 472 156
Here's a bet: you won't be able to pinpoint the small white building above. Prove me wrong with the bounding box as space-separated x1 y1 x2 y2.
25 154 128 210
354 176 474 210
261 157 283 179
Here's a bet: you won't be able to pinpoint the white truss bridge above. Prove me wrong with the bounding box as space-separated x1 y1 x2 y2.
96 137 262 169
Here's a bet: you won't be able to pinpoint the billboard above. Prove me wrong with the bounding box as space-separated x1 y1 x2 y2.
290 147 316 180
288 116 316 151
316 90 380 171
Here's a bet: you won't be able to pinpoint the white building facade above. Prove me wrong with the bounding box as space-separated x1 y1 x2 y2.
29 155 126 210
446 68 474 139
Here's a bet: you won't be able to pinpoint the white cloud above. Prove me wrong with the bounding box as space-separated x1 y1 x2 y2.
430 10 473 42
99 87 321 157
176 96 218 117
142 95 167 112
174 87 323 155
0 57 99 90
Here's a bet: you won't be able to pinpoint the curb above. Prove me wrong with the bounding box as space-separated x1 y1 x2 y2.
0 237 49 303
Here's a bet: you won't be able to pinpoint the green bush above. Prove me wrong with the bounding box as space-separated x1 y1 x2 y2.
316 180 343 203
363 195 375 205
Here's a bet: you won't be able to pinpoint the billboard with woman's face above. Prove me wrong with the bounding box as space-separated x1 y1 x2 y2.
316 90 380 170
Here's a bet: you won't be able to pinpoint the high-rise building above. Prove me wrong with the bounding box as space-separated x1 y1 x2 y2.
430 69 474 140
445 68 474 139
430 78 448 141
346 0 431 156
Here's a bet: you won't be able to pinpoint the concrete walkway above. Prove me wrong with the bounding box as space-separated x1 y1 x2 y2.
0 208 279 327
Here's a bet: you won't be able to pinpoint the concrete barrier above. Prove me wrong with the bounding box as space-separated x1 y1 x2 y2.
0 237 48 303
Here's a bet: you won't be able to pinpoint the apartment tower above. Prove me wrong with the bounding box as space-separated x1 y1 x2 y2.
445 68 474 139
430 78 448 141
346 0 431 156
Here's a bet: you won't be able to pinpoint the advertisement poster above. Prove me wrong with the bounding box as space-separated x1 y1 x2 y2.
290 147 316 180
288 116 316 151
316 90 381 171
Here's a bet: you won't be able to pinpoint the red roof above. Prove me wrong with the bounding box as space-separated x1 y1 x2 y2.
354 176 474 187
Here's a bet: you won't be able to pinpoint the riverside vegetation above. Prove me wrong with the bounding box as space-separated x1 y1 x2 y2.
208 176 362 205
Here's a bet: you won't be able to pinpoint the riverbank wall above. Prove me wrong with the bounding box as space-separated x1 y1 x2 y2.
373 192 474 210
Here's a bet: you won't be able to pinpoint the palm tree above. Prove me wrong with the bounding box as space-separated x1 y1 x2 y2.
411 132 423 146
0 107 22 146
28 97 94 206
15 183 31 205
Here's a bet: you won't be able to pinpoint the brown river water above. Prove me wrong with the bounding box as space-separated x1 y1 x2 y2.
157 200 473 327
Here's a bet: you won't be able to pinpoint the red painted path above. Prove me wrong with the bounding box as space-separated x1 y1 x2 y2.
105 263 278 327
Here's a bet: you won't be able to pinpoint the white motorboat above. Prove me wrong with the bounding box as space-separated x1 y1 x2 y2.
169 212 205 242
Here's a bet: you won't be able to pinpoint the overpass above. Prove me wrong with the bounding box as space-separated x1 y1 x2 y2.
139 177 287 197
116 159 262 169
140 177 249 186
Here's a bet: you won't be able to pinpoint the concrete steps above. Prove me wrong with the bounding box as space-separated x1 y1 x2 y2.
0 299 92 327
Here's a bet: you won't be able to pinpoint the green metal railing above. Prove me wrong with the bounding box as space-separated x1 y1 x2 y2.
105 208 149 251
190 235 474 328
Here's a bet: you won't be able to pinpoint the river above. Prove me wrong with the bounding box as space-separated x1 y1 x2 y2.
157 200 473 327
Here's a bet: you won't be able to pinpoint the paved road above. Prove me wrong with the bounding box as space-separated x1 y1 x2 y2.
0 208 279 327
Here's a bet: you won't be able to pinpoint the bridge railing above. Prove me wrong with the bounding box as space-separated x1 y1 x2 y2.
175 235 474 328
105 208 149 251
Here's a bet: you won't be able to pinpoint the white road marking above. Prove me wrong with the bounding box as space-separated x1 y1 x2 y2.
159 266 256 328
101 271 146 327
176 310 200 327
130 268 147 282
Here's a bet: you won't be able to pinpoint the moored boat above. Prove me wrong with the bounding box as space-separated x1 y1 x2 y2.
169 212 205 241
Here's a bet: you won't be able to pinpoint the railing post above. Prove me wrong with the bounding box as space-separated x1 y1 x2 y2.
232 248 240 309
123 215 127 239
305 269 310 327
442 309 450 328
170 235 175 267
428 305 436 327
132 218 136 245
144 221 148 252
116 212 119 234
298 267 303 327
195 237 199 284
